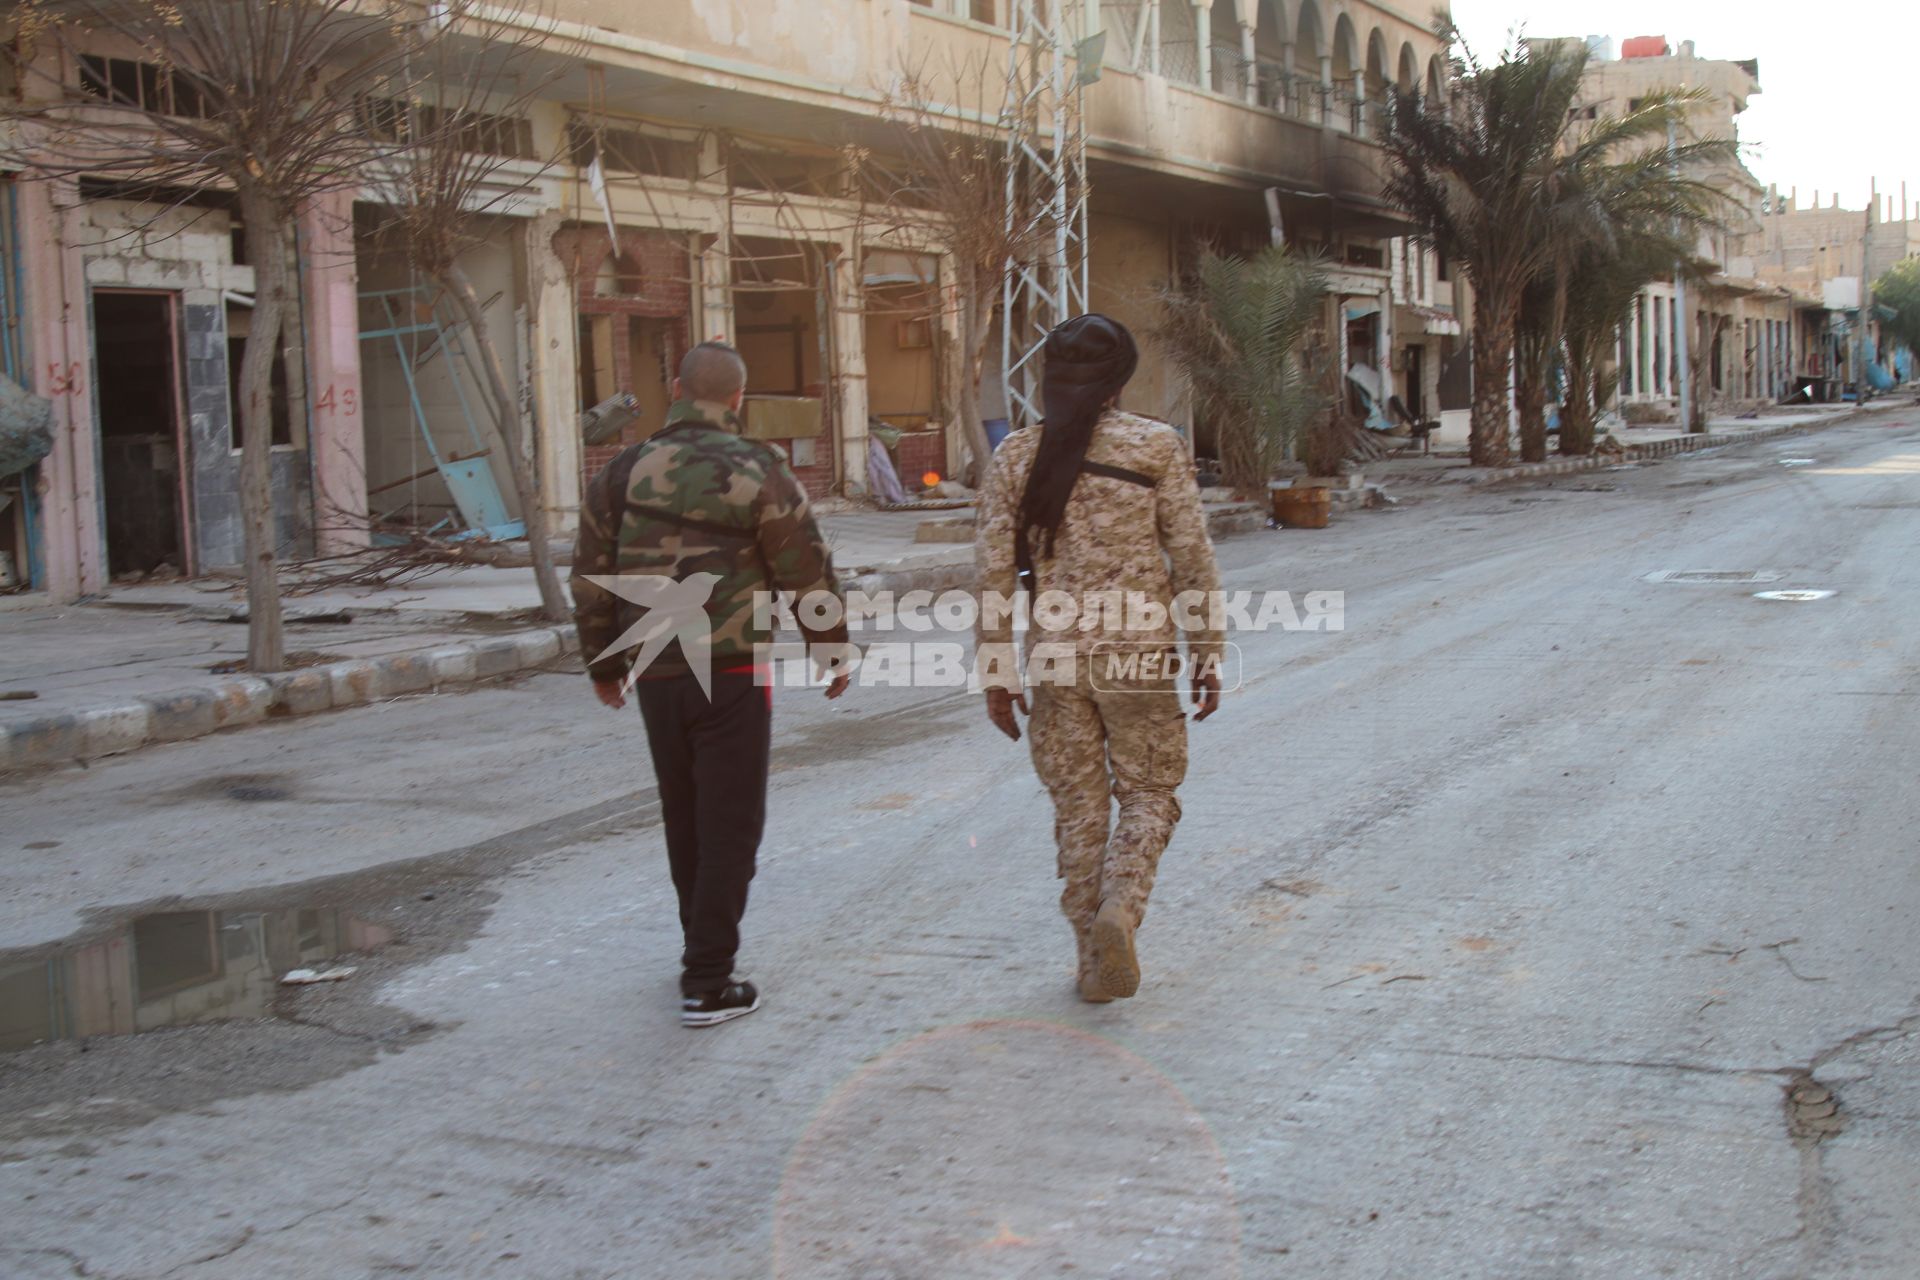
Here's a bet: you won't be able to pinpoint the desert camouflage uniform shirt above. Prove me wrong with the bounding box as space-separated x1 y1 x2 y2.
571 401 846 682
975 408 1225 682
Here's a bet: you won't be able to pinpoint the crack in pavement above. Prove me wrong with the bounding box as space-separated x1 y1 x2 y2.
150 1192 366 1279
1784 1010 1920 1275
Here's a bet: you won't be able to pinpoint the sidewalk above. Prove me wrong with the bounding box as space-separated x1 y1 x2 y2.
1340 402 1892 493
3 402 1886 774
0 500 1258 771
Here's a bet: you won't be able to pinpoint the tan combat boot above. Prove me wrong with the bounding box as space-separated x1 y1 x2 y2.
1091 899 1141 998
1075 925 1113 1003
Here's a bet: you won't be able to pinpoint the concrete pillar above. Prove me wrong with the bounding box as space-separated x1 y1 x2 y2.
524 211 582 533
1194 3 1212 89
1240 22 1258 104
1352 70 1367 134
696 233 734 344
298 190 366 555
20 178 104 600
1318 54 1333 126
1280 42 1296 112
1147 0 1162 76
828 249 868 495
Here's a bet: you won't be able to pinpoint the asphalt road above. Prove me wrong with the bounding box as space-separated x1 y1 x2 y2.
4 410 1919 1279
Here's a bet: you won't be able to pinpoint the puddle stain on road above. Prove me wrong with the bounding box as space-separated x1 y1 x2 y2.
0 906 392 1052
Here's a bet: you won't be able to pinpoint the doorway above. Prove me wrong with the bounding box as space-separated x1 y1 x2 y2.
93 291 188 577
1404 345 1425 418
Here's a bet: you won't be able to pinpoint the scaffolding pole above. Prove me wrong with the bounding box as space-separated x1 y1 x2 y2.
1001 0 1093 430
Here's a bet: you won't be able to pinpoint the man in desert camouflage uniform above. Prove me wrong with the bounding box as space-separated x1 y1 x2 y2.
976 315 1223 1003
572 342 848 1027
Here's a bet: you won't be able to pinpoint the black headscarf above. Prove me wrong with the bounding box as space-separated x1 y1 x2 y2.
1015 314 1138 575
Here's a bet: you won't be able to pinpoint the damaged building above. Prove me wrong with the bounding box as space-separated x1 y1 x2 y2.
9 0 1457 603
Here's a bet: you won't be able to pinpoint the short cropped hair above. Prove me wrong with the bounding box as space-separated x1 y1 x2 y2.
678 342 748 402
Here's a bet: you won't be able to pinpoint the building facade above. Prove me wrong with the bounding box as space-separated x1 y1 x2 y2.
1551 35 1802 421
7 0 1456 602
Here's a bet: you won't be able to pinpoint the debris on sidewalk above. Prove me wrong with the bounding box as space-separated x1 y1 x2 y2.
281 965 359 986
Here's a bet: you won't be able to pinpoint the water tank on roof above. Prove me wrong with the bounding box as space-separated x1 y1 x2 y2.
1620 35 1670 58
1584 35 1615 61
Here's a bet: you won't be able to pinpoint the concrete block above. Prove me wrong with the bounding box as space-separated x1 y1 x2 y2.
266 669 333 715
514 630 562 667
374 653 437 698
0 714 85 770
327 660 380 709
209 677 273 729
427 646 477 686
72 703 153 759
145 689 219 743
469 637 525 680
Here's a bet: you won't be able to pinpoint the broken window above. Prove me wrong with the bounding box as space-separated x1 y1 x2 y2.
565 120 699 180
1344 242 1385 270
226 303 294 450
78 55 212 118
730 148 846 199
356 98 534 159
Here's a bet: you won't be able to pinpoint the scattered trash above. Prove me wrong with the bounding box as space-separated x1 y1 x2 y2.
0 689 37 700
280 966 358 986
1777 458 1816 467
1753 589 1835 602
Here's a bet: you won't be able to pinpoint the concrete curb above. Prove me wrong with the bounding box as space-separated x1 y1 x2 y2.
0 625 579 773
1470 415 1863 487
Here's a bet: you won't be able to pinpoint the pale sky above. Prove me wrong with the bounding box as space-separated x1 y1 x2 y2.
1450 0 1918 219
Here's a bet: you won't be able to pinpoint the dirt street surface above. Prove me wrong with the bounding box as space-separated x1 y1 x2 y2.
4 416 1919 1278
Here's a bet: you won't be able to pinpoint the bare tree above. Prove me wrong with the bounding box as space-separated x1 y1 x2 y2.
364 2 573 621
1 0 441 670
869 60 1047 486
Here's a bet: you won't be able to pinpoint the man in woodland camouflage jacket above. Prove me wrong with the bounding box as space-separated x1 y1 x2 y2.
571 342 848 1028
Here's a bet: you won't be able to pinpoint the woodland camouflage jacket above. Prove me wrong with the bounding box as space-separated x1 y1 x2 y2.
570 404 846 682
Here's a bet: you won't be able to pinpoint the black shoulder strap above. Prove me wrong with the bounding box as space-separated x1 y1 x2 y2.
1015 457 1159 583
1079 459 1157 488
606 442 645 538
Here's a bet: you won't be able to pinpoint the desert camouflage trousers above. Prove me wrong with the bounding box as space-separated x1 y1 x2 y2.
1027 651 1189 975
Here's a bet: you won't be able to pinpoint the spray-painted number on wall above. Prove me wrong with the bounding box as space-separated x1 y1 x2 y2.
314 386 357 417
46 362 83 395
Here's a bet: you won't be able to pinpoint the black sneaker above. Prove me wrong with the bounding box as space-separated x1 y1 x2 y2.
681 981 761 1028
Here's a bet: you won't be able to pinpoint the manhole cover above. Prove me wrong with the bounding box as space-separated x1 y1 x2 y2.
1754 589 1835 602
1643 570 1784 584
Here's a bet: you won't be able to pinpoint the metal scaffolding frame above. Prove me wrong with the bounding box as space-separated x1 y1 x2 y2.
1001 0 1093 430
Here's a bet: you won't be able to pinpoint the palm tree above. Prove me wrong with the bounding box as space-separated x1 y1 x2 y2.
1557 230 1687 453
1520 110 1735 458
1154 247 1328 496
1383 36 1731 466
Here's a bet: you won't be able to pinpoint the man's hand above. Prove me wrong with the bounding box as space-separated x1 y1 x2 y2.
825 673 851 700
1191 671 1221 722
985 687 1029 741
593 678 627 710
